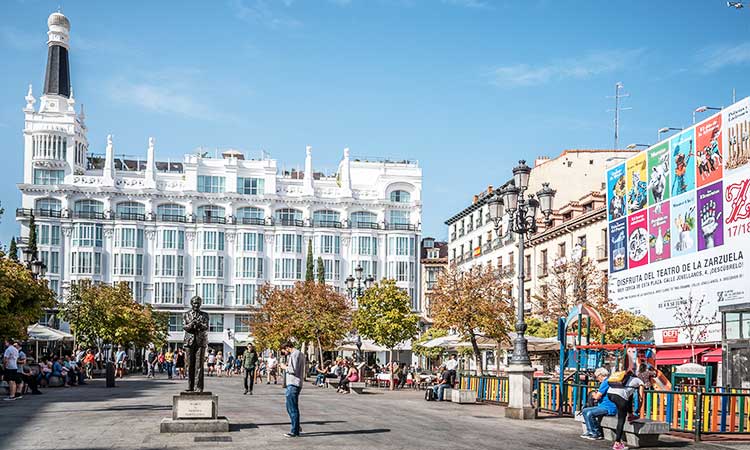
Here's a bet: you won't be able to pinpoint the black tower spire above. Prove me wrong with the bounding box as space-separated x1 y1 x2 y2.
43 12 71 98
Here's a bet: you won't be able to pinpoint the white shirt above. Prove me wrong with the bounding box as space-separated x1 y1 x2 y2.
608 376 644 400
444 359 459 371
267 357 278 368
4 346 19 370
208 354 216 363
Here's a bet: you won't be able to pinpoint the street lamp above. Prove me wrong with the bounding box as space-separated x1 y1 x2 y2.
21 247 46 280
346 264 373 304
488 161 556 420
693 105 722 124
356 334 363 363
657 127 683 142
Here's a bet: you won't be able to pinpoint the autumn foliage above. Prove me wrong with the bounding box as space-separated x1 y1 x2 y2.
0 257 57 338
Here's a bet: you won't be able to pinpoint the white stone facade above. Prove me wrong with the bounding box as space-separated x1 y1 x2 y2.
16 13 423 353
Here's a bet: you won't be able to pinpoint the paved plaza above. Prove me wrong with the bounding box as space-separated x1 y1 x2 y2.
0 376 742 450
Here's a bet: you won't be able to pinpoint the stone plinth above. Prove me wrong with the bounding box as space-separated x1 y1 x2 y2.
160 392 229 433
504 365 536 420
451 389 476 404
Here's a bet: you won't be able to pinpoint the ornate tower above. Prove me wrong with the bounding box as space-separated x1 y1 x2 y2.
23 11 88 185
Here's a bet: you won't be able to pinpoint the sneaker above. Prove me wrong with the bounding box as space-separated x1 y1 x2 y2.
580 433 593 439
243 390 247 395
283 433 299 438
14 395 23 399
3 397 16 401
590 434 604 440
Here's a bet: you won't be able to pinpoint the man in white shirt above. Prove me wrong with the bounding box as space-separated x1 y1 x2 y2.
279 341 304 438
442 354 459 387
266 354 278 384
3 340 21 401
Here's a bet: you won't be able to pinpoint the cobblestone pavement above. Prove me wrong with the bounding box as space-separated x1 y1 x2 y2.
0 375 733 450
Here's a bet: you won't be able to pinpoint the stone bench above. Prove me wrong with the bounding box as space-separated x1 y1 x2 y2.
442 388 454 401
600 416 669 448
47 375 64 387
349 382 366 395
451 389 476 404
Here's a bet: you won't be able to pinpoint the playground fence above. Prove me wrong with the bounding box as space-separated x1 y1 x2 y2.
459 375 510 404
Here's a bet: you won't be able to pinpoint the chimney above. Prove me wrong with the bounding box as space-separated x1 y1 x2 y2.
487 184 493 194
473 195 479 204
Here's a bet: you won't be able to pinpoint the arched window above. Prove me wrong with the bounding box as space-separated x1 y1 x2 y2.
116 201 146 220
275 208 302 226
35 198 62 216
197 205 226 224
74 199 104 218
312 210 340 227
157 203 186 223
389 190 411 203
237 207 264 224
350 211 377 229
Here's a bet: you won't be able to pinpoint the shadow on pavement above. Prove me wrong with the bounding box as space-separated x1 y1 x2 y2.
251 420 347 427
301 428 391 437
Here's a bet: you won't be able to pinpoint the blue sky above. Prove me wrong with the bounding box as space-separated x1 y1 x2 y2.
0 0 748 243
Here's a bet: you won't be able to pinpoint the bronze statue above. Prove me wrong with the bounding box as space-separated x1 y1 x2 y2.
183 295 209 392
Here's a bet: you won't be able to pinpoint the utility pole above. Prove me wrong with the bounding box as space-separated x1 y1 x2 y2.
608 82 631 150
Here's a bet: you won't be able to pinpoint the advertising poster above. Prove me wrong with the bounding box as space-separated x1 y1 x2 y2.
696 114 723 187
607 164 626 221
609 218 628 273
697 181 724 251
647 143 670 206
670 129 696 197
724 98 750 172
670 192 697 257
626 153 648 214
648 202 671 263
627 209 649 269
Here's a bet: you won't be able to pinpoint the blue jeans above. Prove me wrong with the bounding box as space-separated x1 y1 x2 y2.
432 384 448 401
285 385 301 435
582 406 609 437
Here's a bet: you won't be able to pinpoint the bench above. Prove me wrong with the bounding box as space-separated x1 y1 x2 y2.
349 382 366 395
47 375 64 387
442 388 453 401
600 416 669 448
451 389 476 404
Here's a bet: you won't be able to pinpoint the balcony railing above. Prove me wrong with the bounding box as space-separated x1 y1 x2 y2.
16 208 63 218
313 220 342 229
450 232 456 241
467 222 474 232
240 217 265 225
159 214 187 223
499 266 515 278
117 212 146 221
483 242 492 253
198 215 227 224
457 254 465 263
387 223 417 231
463 251 472 261
277 218 305 227
458 228 465 237
596 245 607 261
74 211 105 220
352 221 380 230
537 263 549 278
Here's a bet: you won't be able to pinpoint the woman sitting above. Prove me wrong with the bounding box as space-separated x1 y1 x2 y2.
337 362 360 394
314 361 331 387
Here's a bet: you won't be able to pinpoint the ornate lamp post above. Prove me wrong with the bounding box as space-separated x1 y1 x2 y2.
487 160 556 420
22 247 47 280
347 265 374 362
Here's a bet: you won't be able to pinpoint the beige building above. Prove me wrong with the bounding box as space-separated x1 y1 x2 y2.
419 237 448 324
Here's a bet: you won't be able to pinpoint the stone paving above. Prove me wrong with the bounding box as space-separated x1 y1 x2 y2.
0 375 737 450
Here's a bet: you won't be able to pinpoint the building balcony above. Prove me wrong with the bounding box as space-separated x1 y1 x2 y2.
467 222 474 232
463 251 472 261
457 254 465 263
159 214 188 223
524 268 532 281
239 217 265 226
117 212 146 221
74 211 105 220
458 228 465 237
596 245 607 261
352 221 380 230
425 281 437 290
313 220 343 229
16 208 62 219
499 266 515 278
450 232 456 241
476 217 483 227
483 242 492 253
198 216 227 224
387 223 417 231
277 218 305 227
537 263 549 278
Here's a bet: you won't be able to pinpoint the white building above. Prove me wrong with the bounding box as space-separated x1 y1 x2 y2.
15 12 423 354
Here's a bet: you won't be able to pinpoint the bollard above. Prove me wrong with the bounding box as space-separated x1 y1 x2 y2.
106 361 116 388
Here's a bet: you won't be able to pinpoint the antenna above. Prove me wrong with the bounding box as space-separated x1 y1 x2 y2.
607 82 632 150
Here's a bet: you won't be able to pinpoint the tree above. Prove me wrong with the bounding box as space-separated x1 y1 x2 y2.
8 237 18 262
413 327 448 368
0 257 57 338
674 291 716 362
430 264 514 375
27 214 38 257
602 309 653 343
526 317 557 338
305 239 314 281
353 279 419 389
316 256 325 284
531 257 607 322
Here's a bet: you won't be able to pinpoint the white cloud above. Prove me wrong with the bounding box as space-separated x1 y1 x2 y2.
489 49 644 87
229 0 302 29
698 42 750 72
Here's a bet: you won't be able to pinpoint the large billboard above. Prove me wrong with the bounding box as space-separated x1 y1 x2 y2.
607 97 750 346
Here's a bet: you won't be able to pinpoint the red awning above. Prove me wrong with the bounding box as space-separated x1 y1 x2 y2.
701 348 723 363
656 347 712 366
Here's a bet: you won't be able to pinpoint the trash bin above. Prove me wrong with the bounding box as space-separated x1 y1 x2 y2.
106 361 115 388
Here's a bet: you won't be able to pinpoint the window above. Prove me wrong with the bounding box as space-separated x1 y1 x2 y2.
157 203 185 219
389 210 409 225
196 205 226 221
115 228 144 248
524 254 531 275
168 314 183 332
312 210 340 226
319 259 340 281
237 177 265 195
70 251 101 275
275 208 302 225
33 169 64 185
46 251 60 273
116 202 145 217
235 257 264 278
208 314 224 332
351 260 377 279
426 267 441 289
72 223 103 247
123 281 143 302
74 199 103 214
350 211 377 227
388 261 414 282
195 255 224 277
196 284 225 306
234 315 250 333
161 229 185 249
156 255 180 277
201 231 225 251
154 282 184 304
35 198 61 213
236 207 264 223
558 243 566 258
235 285 257 306
352 236 376 256
390 190 411 203
197 175 225 193
388 236 414 256
317 235 341 255
541 249 548 270
238 233 264 252
274 258 302 280
113 253 135 275
577 235 587 258
275 234 303 253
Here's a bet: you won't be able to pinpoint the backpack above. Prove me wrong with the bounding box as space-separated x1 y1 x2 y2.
608 370 633 389
425 388 436 401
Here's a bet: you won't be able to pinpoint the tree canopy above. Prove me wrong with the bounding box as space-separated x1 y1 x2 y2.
0 257 57 338
353 279 419 351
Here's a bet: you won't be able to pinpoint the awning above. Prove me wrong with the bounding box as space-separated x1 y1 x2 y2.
26 323 74 342
701 347 723 363
656 346 712 366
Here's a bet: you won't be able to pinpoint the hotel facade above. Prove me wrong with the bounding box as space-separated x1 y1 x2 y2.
16 12 423 353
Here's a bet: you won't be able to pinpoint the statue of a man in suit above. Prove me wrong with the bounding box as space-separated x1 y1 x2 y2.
183 295 209 392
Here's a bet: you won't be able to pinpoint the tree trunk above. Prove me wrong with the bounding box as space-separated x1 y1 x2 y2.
470 334 483 376
316 336 324 369
390 349 395 391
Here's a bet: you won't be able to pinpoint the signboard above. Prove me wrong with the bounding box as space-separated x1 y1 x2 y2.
607 97 750 346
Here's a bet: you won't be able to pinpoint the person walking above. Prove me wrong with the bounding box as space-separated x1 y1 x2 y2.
243 345 259 395
279 341 304 438
3 339 21 400
115 345 127 378
164 348 174 380
266 352 278 384
146 347 157 379
175 348 186 379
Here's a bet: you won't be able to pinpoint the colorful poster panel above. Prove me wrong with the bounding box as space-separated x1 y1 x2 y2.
670 192 697 257
648 202 671 263
696 114 723 187
670 129 696 197
647 143 670 206
697 181 724 251
607 163 626 221
724 98 750 172
626 153 648 214
609 218 628 273
627 210 649 268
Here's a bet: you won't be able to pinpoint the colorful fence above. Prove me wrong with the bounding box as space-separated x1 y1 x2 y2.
459 375 509 404
535 380 750 440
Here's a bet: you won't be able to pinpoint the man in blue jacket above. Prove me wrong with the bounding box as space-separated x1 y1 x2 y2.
581 367 618 440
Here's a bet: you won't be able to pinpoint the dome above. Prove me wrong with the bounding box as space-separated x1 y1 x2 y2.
47 12 70 30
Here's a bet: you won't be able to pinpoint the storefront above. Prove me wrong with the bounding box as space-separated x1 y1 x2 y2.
721 303 750 388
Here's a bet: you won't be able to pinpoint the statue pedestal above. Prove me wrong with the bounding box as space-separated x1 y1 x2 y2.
160 392 229 433
504 366 536 420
